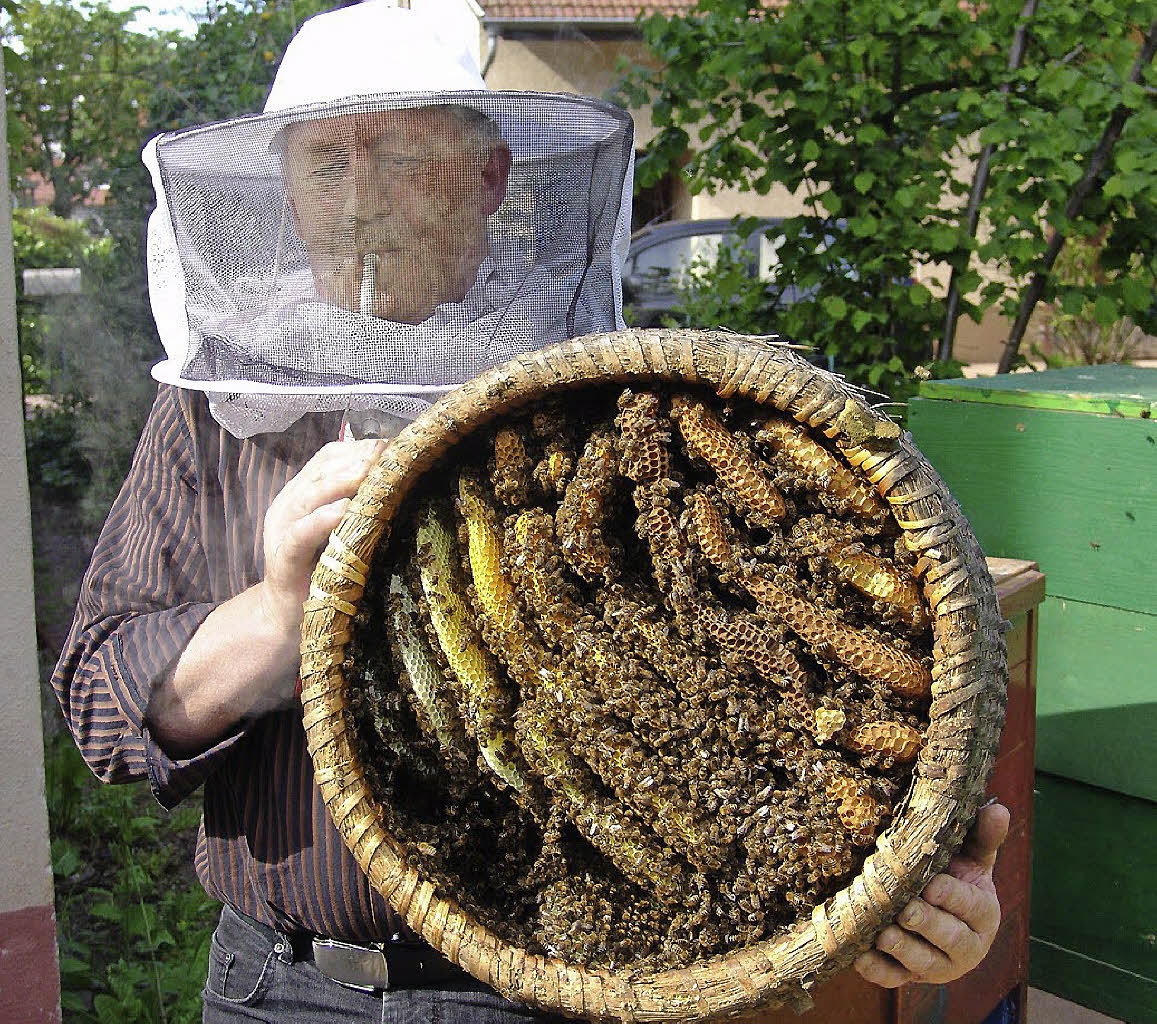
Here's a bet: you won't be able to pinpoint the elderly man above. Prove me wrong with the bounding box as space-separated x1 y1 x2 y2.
53 3 1008 1021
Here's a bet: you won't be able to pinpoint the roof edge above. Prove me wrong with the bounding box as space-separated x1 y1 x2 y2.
483 16 648 27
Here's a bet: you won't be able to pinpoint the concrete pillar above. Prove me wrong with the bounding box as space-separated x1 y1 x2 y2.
0 46 62 1024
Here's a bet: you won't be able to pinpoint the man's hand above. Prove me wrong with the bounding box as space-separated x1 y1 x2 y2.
260 438 384 635
854 802 1010 988
148 438 383 756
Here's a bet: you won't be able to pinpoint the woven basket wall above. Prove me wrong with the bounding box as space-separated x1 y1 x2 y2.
300 328 1007 1021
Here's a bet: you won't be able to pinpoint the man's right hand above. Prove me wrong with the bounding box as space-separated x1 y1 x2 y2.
147 438 383 756
260 439 384 637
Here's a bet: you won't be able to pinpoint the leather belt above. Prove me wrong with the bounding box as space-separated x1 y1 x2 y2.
237 910 476 992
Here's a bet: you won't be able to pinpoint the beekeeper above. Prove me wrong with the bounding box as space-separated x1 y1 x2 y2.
52 2 1008 1019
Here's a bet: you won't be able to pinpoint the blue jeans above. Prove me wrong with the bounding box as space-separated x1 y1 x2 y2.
202 904 570 1023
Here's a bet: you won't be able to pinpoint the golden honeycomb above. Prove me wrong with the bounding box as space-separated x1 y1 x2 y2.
344 385 934 972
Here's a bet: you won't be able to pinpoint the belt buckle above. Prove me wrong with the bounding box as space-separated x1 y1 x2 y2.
312 938 390 992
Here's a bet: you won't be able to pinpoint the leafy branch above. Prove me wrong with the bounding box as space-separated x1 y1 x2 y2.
626 0 1157 394
998 15 1157 372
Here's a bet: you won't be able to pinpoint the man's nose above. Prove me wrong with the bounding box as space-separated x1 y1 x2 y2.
346 143 391 221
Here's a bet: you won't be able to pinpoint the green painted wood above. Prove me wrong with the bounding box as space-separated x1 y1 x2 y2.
1036 597 1157 802
1029 773 1157 1024
918 364 1157 417
907 399 1157 614
1029 939 1157 1024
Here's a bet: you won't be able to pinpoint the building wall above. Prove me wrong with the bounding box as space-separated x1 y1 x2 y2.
483 27 1011 365
0 49 62 1024
483 34 655 134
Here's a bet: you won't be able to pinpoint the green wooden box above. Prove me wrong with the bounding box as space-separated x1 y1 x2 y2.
1030 774 1157 1023
909 365 1157 801
909 365 1157 1022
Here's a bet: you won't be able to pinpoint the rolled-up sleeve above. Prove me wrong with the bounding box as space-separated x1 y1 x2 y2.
52 386 247 808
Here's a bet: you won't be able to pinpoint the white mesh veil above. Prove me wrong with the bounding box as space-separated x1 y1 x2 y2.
144 2 635 437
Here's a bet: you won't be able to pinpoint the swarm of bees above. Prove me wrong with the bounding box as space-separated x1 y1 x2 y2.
344 384 933 971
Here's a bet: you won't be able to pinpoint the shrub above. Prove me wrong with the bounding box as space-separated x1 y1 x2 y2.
45 733 217 1024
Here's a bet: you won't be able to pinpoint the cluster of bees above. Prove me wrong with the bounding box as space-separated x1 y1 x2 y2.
345 384 933 970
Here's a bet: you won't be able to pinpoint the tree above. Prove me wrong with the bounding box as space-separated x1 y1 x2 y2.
147 0 334 131
101 0 336 302
3 1 166 218
13 208 111 393
625 0 1157 394
34 0 336 527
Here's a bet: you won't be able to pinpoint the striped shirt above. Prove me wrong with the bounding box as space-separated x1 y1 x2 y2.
52 384 413 941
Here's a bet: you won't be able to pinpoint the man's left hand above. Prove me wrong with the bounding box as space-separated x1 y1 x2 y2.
854 802 1010 988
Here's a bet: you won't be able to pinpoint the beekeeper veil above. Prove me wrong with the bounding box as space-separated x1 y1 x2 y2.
143 0 635 437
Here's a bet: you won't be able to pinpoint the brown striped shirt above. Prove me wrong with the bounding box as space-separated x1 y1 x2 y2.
52 384 413 941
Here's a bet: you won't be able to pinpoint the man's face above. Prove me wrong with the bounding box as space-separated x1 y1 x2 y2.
283 107 510 324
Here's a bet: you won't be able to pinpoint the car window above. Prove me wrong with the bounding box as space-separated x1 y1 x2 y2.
633 232 730 284
756 230 849 281
757 232 785 282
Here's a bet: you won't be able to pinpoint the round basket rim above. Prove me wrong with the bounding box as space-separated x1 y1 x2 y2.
300 328 1007 1022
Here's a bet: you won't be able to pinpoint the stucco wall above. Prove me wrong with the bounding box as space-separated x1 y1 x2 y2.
484 35 656 136
0 47 61 1023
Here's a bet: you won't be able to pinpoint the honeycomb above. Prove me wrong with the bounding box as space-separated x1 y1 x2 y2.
345 385 933 972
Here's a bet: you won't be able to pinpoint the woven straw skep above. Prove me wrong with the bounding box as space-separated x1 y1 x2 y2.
300 328 1007 1021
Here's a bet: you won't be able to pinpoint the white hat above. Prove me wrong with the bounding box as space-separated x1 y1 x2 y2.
264 2 486 112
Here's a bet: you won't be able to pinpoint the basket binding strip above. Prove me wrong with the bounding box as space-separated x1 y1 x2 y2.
300 328 1006 1021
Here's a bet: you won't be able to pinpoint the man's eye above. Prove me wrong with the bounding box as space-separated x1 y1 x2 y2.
312 158 348 178
377 154 421 172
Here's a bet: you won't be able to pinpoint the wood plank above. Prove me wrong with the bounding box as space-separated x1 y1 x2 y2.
988 746 1033 896
986 557 1037 586
1036 597 1157 802
994 660 1030 766
1003 615 1029 671
917 364 1157 418
1029 939 1157 1024
1030 772 1157 1015
909 400 1157 614
993 569 1045 624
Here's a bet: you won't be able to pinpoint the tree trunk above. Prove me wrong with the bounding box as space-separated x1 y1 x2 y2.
997 17 1157 373
937 0 1037 364
49 170 74 221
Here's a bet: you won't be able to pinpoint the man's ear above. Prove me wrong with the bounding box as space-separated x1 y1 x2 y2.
481 144 512 216
285 190 303 238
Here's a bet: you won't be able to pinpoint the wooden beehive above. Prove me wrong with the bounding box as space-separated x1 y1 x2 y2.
910 365 1156 1022
301 329 1007 1021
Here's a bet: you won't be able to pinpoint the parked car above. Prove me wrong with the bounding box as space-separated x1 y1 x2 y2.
623 217 841 369
623 217 792 327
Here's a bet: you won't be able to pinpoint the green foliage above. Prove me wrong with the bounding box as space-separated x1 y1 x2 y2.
665 235 779 336
13 210 112 394
24 402 92 500
149 0 333 131
625 0 1157 398
45 733 217 1024
975 2 1157 337
13 208 111 269
1032 232 1150 367
12 209 155 524
2 1 166 218
33 280 163 530
102 0 333 233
